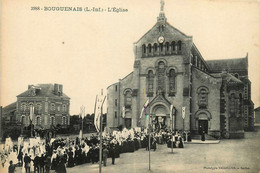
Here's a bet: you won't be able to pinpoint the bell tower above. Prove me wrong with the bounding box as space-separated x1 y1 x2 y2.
157 0 167 23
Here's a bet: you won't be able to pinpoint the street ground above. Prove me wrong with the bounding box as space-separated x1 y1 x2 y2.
14 126 260 173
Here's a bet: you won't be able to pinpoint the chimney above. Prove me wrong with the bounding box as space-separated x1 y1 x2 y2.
54 83 59 95
59 84 63 96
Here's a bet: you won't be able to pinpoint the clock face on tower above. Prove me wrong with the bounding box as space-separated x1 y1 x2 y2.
158 36 165 43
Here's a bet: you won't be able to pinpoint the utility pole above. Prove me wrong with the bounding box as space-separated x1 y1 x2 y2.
30 105 34 138
148 96 151 170
99 92 106 173
171 106 176 153
80 105 85 139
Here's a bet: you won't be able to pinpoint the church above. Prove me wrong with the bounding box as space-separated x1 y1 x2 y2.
106 1 254 139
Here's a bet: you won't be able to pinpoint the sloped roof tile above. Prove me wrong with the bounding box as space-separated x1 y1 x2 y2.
17 84 70 99
206 57 248 72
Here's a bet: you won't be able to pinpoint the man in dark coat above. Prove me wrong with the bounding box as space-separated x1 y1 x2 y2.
110 144 116 165
24 153 31 173
39 154 45 173
8 160 15 173
201 131 205 141
17 147 23 166
33 154 40 173
44 155 51 173
187 131 192 142
67 148 74 167
56 155 67 173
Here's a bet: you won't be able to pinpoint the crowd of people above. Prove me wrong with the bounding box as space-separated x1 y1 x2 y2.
0 127 189 173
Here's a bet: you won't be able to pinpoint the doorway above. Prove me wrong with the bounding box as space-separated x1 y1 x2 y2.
125 118 132 129
198 120 208 135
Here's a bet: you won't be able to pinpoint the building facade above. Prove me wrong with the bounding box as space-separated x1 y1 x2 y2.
107 1 254 138
16 83 70 129
254 107 260 125
2 102 16 124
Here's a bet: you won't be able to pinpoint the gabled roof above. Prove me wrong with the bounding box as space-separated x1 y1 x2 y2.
134 21 191 44
121 72 133 81
17 84 70 99
206 57 248 72
3 102 16 114
149 93 171 107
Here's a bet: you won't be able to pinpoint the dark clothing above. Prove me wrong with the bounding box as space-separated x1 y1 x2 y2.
67 151 74 167
34 156 40 173
187 133 192 142
24 155 31 173
110 146 116 164
167 140 176 148
179 138 184 148
56 156 67 173
45 156 51 173
8 164 15 173
39 155 45 173
201 132 205 141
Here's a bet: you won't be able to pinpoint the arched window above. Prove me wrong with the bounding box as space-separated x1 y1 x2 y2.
169 69 176 94
21 116 25 125
50 116 55 125
51 103 55 111
147 70 154 95
36 116 41 125
124 90 132 108
171 41 176 51
154 43 158 52
29 103 34 109
21 103 27 111
62 104 67 112
197 87 209 109
229 93 237 117
165 42 169 52
160 43 163 52
142 44 146 54
62 116 66 125
177 40 182 51
29 103 34 114
157 61 166 94
159 25 164 32
36 103 42 111
148 44 152 53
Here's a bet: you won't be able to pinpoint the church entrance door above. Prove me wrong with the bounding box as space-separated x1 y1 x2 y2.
154 115 166 131
198 120 208 135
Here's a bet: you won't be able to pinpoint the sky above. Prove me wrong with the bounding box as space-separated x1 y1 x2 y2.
1 0 260 115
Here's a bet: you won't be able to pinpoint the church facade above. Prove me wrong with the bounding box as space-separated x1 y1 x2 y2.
107 2 254 138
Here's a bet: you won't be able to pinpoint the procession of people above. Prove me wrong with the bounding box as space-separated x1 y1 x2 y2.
0 127 187 173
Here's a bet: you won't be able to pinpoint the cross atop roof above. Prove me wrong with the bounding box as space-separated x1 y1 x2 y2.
160 0 165 12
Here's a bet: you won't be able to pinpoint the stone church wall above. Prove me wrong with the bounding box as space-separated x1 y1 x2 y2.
191 68 222 137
